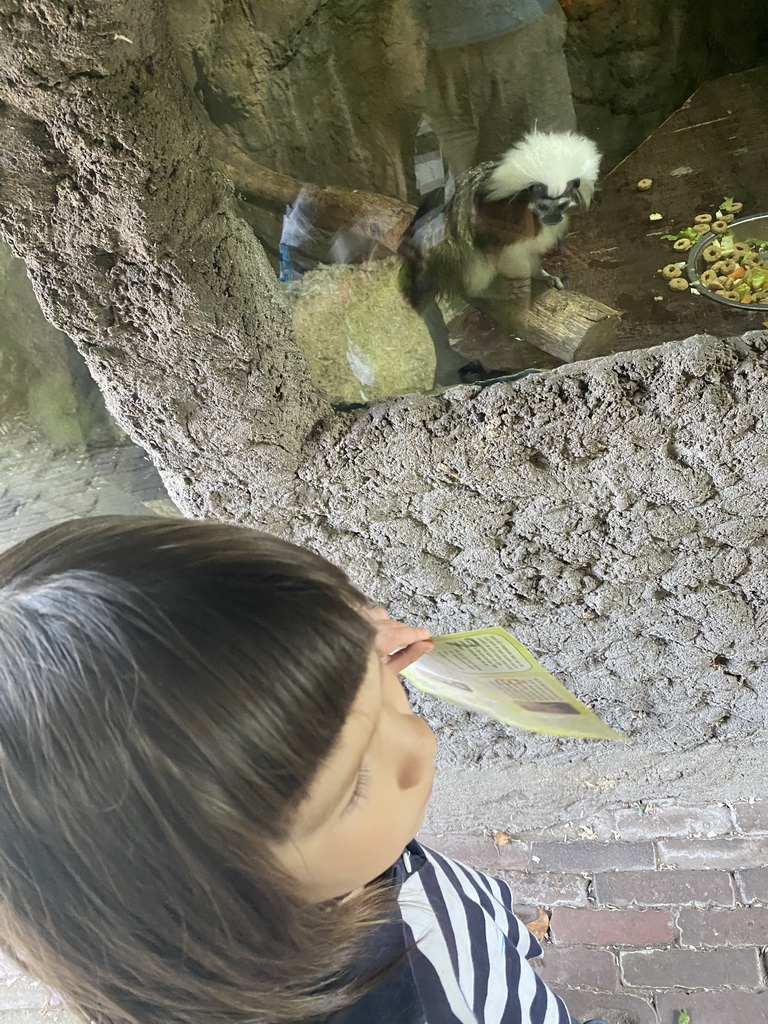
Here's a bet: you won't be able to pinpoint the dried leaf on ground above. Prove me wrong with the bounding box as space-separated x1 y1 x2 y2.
525 908 551 941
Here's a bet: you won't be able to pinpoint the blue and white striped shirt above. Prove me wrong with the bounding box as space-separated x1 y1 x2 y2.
335 840 572 1024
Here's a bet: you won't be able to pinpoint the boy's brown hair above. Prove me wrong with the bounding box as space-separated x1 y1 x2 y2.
0 516 390 1024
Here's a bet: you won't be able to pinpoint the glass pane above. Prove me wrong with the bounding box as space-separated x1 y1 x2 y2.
170 0 768 401
0 240 171 551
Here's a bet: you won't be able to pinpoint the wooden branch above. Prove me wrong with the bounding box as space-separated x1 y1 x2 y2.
209 127 416 254
519 287 622 361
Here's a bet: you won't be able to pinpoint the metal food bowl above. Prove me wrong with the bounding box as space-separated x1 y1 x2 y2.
686 213 768 311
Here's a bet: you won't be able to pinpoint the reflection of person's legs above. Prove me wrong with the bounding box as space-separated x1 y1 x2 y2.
423 47 480 175
475 3 576 164
423 4 576 174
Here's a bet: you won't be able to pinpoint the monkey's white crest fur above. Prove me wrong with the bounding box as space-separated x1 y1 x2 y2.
486 130 602 207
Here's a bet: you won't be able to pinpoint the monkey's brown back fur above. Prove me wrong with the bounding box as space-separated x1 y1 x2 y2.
473 197 540 258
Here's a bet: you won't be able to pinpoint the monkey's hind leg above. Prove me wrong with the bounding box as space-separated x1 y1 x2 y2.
420 300 474 387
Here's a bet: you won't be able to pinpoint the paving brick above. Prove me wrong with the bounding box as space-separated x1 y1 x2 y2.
499 870 590 907
613 804 733 841
550 907 676 946
534 945 620 992
733 800 768 833
620 947 762 989
657 837 768 869
678 907 768 946
535 810 619 843
556 989 659 1024
530 841 655 873
0 978 51 1011
418 832 530 871
595 869 735 908
655 989 768 1024
735 867 768 905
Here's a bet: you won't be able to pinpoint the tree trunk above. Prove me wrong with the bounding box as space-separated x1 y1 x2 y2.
0 0 325 516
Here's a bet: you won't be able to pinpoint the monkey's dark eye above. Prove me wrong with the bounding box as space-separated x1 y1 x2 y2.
572 178 581 190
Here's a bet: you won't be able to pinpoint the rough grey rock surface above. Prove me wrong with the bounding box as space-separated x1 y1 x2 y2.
290 333 768 782
1 2 768 822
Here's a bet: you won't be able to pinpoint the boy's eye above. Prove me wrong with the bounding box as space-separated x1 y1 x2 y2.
343 766 371 814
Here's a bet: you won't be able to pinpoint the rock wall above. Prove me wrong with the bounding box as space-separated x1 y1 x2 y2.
168 0 426 203
169 0 768 210
288 333 768 780
562 0 768 170
1 1 768 814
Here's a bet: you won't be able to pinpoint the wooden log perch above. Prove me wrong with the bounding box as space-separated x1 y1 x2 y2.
209 126 416 255
519 288 622 362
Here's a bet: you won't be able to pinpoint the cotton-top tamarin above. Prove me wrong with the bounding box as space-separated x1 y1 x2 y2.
401 129 602 313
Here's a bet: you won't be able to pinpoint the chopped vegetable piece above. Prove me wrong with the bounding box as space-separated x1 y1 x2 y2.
649 213 663 221
637 178 653 190
729 266 746 279
719 232 736 253
745 267 768 289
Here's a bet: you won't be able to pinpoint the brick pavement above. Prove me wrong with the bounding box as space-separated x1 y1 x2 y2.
0 802 766 1024
422 799 768 1023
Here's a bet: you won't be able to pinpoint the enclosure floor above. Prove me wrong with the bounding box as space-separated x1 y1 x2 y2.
567 66 768 356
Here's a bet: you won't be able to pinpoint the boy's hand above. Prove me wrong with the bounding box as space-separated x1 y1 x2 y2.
363 607 434 675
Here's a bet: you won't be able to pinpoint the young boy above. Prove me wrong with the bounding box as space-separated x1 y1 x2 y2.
0 516 608 1024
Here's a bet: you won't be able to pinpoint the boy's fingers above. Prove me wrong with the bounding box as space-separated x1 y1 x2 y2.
377 625 432 657
362 608 433 660
385 639 434 675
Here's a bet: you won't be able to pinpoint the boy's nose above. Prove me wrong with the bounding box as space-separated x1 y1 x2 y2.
397 719 437 791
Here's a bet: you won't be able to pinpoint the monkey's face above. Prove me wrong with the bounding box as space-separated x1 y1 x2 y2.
526 180 580 227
